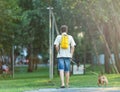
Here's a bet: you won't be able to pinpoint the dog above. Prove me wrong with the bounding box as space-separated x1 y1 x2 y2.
97 74 108 86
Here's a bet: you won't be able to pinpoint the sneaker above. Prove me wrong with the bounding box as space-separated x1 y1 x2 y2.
60 86 65 88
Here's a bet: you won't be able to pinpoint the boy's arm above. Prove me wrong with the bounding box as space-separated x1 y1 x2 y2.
54 35 60 53
55 45 59 53
70 36 76 58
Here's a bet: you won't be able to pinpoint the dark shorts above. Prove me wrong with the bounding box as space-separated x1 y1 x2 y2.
57 58 71 72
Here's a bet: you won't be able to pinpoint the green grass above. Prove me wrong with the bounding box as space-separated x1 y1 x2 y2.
0 65 120 92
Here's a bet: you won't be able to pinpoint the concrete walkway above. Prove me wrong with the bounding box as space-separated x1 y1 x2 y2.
25 87 120 92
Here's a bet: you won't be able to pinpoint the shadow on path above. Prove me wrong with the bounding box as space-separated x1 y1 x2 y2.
25 87 120 92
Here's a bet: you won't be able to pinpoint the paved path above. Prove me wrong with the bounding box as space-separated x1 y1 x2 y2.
25 87 120 92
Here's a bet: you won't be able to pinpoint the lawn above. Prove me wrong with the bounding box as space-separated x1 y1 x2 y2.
0 65 120 92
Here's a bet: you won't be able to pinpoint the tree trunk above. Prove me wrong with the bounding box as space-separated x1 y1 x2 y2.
103 23 112 73
112 30 120 72
104 46 111 74
27 44 33 72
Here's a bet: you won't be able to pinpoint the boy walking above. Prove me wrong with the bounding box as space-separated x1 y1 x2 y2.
54 25 76 88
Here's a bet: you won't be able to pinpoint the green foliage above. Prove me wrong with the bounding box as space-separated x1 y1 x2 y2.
16 0 50 56
0 0 21 53
1 0 120 72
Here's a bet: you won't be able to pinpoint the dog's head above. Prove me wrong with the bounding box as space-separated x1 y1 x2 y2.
97 74 108 86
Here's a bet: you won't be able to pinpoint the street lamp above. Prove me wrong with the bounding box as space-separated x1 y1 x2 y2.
47 6 54 80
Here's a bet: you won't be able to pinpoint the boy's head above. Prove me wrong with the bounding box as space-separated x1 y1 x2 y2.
60 25 68 33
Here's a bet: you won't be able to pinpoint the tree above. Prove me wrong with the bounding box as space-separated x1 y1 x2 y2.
54 0 120 73
0 0 21 61
18 0 50 72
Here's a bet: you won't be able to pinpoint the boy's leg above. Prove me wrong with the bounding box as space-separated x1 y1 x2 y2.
59 70 65 86
65 71 70 87
58 58 65 87
64 58 70 87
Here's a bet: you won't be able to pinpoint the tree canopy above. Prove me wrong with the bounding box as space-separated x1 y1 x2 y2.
0 0 120 73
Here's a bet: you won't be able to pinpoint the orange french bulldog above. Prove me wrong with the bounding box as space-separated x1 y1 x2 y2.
97 74 108 86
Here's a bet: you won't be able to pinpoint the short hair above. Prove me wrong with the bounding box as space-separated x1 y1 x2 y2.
60 25 68 33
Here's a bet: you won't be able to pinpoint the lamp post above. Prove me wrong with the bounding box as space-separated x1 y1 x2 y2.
47 6 54 80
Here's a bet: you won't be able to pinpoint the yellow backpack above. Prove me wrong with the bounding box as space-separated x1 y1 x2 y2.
60 35 69 49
